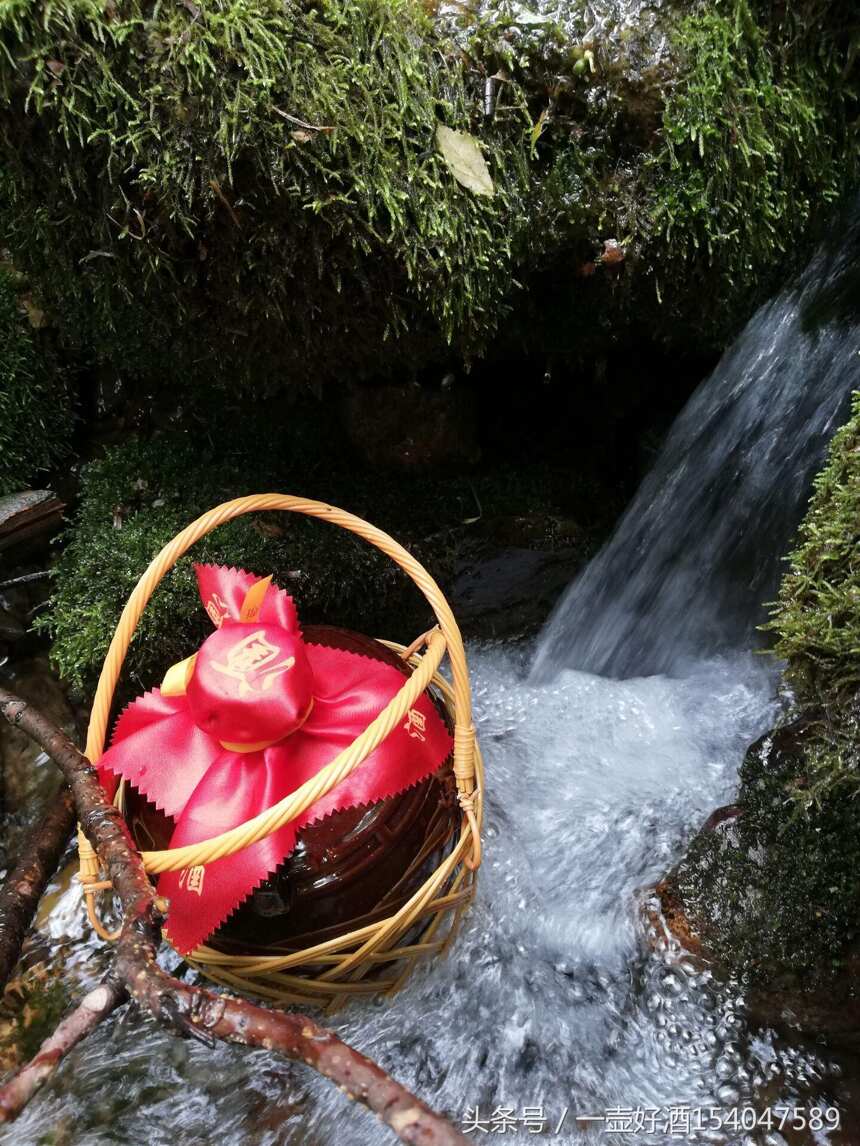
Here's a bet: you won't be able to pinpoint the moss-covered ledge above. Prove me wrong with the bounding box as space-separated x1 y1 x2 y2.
0 0 527 393
658 393 860 1013
0 0 855 395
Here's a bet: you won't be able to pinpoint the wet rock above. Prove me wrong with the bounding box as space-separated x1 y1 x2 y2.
0 490 64 554
655 715 860 1050
452 546 584 639
0 604 25 643
479 512 583 550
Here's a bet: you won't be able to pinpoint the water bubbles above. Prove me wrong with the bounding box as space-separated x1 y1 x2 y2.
701 1125 728 1143
716 1057 738 1081
717 1083 742 1106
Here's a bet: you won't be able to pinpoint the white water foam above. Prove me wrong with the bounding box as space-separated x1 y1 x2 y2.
8 645 844 1145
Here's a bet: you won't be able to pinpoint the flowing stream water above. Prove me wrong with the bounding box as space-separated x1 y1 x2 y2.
4 211 860 1142
532 206 860 682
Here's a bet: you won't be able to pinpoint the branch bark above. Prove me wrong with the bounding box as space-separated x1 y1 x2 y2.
0 687 466 1145
0 786 75 990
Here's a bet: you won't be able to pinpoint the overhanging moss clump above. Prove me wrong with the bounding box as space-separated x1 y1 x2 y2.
0 1 855 392
0 0 528 391
0 269 72 495
455 0 858 358
641 0 856 341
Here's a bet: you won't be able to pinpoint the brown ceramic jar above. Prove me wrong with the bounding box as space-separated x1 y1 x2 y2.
124 626 459 955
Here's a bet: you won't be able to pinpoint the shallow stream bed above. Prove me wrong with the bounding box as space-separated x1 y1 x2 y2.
3 644 853 1145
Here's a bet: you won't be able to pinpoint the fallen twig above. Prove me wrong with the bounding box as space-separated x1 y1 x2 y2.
0 570 52 591
0 979 126 1119
0 687 466 1145
209 179 242 230
0 787 75 990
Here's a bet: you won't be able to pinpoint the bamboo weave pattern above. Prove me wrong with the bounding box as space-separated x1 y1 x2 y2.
79 495 483 1006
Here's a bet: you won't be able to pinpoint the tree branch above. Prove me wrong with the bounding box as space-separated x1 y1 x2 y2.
0 688 466 1145
0 787 75 990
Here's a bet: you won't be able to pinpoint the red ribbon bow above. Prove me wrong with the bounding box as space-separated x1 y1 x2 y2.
98 564 453 954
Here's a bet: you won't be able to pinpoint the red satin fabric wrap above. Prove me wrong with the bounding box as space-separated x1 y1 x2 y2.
98 565 453 954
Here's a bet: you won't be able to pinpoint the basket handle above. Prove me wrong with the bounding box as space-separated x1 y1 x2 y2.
79 496 480 930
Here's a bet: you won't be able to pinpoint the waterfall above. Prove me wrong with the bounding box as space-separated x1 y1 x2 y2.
532 202 860 681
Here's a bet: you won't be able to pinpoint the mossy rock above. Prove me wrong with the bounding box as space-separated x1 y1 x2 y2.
41 425 437 699
0 270 72 495
766 389 860 805
0 958 70 1072
0 1 855 394
0 0 529 393
663 391 860 986
770 391 860 714
667 715 860 989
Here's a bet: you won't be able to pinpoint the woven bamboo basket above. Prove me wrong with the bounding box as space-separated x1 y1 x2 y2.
78 495 483 1010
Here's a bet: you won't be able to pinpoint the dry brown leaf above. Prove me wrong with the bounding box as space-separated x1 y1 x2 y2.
20 295 47 329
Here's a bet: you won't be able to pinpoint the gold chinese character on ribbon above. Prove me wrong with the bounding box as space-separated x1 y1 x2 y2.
205 592 231 628
178 865 206 895
211 630 295 696
403 708 427 740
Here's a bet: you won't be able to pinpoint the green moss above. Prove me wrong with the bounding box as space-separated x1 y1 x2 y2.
0 0 529 391
760 390 860 806
39 421 421 697
0 970 70 1065
0 269 72 494
1 1 855 390
770 392 860 711
458 0 857 358
643 0 856 343
674 718 860 985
